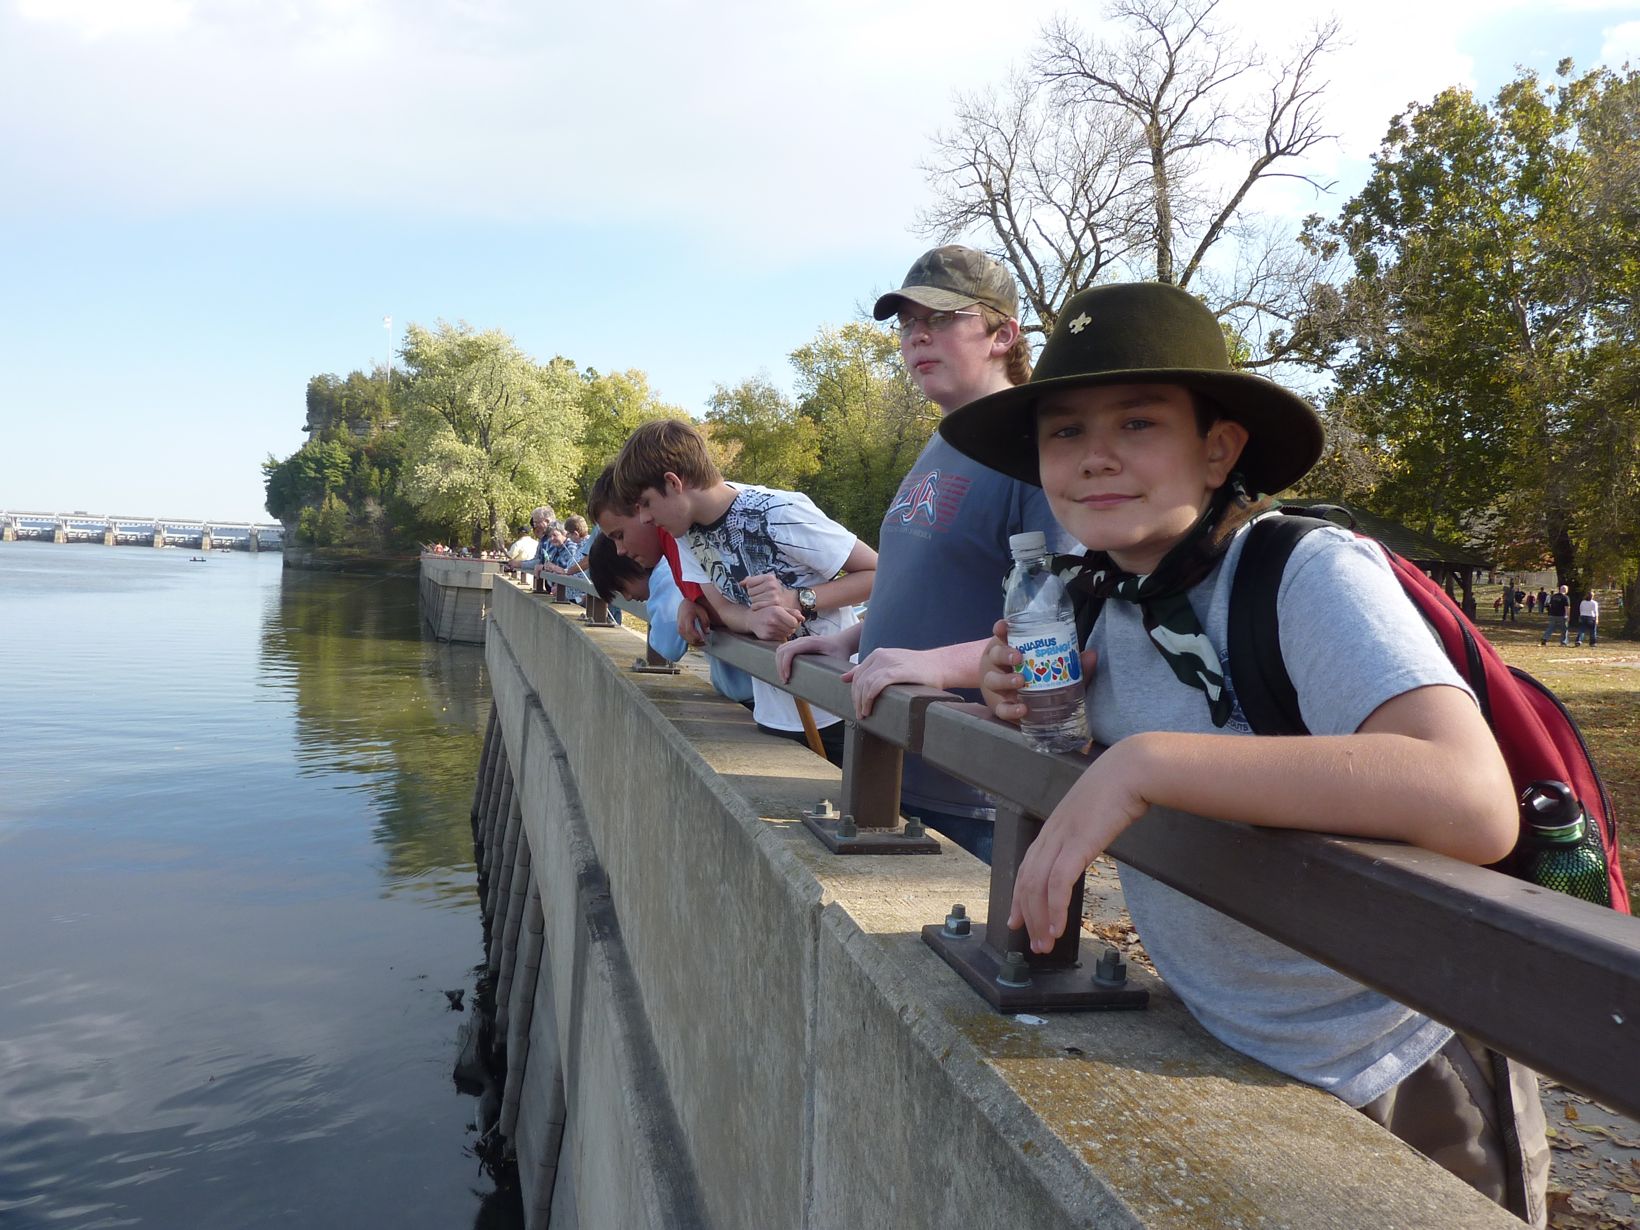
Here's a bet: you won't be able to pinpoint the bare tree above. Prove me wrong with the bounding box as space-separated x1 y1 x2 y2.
922 72 1149 331
924 0 1341 364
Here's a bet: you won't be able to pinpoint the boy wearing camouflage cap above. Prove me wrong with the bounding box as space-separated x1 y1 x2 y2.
776 245 1075 862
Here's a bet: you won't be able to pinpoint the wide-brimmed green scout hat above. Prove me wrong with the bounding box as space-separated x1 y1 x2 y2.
938 282 1324 495
872 245 1018 320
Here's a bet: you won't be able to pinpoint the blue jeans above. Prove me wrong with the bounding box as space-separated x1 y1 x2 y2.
1542 615 1568 644
1575 616 1597 646
914 807 994 865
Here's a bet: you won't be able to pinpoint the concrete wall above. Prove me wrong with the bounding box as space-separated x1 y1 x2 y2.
475 584 1523 1229
420 556 506 642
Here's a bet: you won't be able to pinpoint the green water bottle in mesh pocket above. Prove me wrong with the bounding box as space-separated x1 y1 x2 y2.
1518 780 1612 907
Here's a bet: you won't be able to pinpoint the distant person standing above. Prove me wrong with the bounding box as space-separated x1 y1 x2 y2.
1537 588 1549 614
1541 584 1571 646
1575 593 1599 646
526 506 556 583
1501 583 1518 623
502 524 538 575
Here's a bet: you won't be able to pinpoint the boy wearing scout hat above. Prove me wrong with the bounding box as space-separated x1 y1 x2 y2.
943 281 1545 1223
775 246 1075 862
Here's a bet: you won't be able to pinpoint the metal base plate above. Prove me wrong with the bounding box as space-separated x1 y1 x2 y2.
580 613 615 626
801 813 942 855
631 659 681 675
922 925 1149 1011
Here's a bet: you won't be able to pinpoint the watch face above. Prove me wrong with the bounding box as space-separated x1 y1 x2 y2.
799 587 817 616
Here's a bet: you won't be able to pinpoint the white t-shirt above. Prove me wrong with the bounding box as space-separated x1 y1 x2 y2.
677 484 859 731
507 534 538 563
1580 598 1599 620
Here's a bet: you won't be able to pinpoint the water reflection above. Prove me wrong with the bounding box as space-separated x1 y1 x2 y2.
260 570 491 898
0 544 517 1228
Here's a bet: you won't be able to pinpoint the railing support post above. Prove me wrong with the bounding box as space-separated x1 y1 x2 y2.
799 723 940 854
922 801 1147 1012
631 636 681 675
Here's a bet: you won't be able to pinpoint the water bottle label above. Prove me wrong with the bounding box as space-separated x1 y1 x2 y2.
1009 630 1083 690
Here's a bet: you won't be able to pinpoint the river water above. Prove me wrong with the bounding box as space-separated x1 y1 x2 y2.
0 541 520 1228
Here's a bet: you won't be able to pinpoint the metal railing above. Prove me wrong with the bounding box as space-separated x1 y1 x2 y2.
506 569 1640 1120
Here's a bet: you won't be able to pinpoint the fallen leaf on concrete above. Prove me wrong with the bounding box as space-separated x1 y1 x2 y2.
1567 1105 1582 1121
1571 1124 1640 1148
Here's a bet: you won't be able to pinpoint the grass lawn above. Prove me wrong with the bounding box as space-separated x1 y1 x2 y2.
1473 585 1639 893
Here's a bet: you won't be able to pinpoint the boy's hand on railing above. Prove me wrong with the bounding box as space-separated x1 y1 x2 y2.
748 605 803 642
677 599 710 647
841 648 935 718
1008 739 1149 953
775 631 841 682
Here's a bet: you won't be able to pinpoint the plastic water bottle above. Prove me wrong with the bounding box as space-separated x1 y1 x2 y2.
1004 531 1089 754
1517 780 1611 906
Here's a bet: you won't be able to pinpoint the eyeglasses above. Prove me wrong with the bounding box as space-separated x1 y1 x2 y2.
892 309 982 336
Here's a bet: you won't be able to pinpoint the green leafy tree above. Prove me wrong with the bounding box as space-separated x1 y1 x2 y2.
396 321 585 550
264 368 414 550
571 368 685 506
705 377 822 491
789 324 938 545
1313 64 1640 607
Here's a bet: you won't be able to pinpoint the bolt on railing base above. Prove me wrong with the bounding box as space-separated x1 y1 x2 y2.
800 799 941 855
801 812 942 855
921 926 1149 1012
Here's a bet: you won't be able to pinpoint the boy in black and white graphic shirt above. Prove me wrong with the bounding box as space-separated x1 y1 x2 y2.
612 419 876 764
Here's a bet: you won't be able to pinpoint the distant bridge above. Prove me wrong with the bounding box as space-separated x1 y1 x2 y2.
1 511 285 551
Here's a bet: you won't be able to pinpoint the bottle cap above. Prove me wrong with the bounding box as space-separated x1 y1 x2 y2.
1009 531 1047 560
1520 780 1582 833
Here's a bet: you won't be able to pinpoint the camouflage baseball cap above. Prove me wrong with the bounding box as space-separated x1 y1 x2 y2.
872 245 1019 321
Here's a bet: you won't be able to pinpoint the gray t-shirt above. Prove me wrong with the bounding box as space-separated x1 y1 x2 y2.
1085 519 1466 1106
862 434 1074 819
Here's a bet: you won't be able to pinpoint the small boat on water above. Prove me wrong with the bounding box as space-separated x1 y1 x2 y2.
189 556 208 562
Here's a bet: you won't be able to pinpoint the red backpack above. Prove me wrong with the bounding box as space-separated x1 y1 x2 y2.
1227 510 1630 914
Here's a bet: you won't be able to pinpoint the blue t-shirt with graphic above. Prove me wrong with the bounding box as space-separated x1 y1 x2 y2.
861 433 1074 819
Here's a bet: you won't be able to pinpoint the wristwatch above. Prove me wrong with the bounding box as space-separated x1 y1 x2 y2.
797 587 818 621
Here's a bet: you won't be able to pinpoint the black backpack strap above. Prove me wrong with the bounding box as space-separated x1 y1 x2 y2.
1227 514 1330 736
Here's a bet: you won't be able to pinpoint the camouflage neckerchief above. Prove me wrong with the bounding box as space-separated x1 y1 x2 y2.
1057 479 1274 728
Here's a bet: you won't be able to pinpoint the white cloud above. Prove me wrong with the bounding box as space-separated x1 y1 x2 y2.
1602 18 1640 63
17 0 194 38
0 0 1041 257
0 0 1629 258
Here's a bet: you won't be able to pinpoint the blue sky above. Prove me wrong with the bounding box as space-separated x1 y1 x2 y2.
1 0 1635 522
